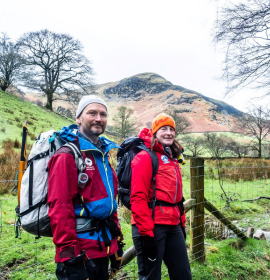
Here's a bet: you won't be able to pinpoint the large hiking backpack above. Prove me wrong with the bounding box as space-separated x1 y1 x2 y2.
116 136 159 212
17 130 85 237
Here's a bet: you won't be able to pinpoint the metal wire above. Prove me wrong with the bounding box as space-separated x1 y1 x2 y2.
0 163 270 279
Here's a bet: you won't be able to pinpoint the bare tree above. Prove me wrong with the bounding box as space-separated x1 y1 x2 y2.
17 29 94 111
226 139 250 158
164 107 192 136
180 136 205 157
214 0 270 96
0 33 23 92
113 106 138 137
236 105 270 158
204 133 229 159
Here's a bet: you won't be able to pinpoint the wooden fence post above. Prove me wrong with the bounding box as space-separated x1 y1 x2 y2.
190 157 205 263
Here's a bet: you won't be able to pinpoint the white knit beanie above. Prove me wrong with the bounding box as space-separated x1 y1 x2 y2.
76 95 108 118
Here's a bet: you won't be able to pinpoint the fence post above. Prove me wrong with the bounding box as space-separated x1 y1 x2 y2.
190 157 205 263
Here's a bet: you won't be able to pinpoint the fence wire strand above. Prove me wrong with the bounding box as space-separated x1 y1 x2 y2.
1 163 270 279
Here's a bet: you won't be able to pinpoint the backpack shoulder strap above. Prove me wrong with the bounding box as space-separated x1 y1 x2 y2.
149 151 159 178
63 142 85 172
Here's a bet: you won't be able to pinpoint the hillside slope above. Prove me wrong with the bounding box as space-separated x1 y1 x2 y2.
0 90 122 150
93 73 241 132
0 90 75 145
20 73 242 133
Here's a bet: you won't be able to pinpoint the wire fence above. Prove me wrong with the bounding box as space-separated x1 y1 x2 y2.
1 159 270 279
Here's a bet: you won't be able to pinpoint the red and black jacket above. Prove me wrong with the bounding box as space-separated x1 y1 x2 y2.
130 128 186 237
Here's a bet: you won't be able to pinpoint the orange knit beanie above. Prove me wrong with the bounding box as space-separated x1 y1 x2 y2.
152 113 176 134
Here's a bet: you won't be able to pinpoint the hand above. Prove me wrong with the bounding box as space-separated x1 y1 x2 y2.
142 235 157 262
109 240 125 279
63 252 89 280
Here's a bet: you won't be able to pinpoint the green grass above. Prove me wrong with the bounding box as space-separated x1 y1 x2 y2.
0 90 75 149
1 90 270 279
1 194 270 279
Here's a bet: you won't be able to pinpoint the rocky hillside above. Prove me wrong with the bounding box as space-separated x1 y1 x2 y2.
94 73 241 132
20 72 242 133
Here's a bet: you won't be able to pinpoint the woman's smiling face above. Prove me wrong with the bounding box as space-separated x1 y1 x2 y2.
155 125 175 147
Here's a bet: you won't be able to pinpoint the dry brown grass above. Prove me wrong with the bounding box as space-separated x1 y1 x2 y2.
0 139 20 195
108 149 118 170
206 158 270 182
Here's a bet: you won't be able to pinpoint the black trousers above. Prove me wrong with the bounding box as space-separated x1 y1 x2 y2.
56 257 109 280
132 224 192 280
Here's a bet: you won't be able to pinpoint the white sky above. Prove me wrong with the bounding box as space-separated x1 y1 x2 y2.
1 0 268 112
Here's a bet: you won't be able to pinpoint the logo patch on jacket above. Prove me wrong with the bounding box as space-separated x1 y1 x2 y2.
161 155 170 164
85 158 92 166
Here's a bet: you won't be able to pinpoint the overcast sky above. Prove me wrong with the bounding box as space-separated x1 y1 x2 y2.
1 0 267 112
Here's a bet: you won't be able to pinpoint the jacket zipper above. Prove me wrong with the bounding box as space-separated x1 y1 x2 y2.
82 148 114 216
174 168 178 203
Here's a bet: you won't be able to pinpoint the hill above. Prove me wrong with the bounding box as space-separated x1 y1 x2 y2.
16 72 243 133
94 73 242 132
0 90 122 149
0 90 75 145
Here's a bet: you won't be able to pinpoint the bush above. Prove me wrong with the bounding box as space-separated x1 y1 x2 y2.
0 139 20 194
15 117 20 122
1 128 6 133
14 139 20 149
4 108 14 114
119 207 131 223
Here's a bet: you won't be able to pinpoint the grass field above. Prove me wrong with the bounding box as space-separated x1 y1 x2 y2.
1 157 270 279
1 177 270 279
1 90 270 279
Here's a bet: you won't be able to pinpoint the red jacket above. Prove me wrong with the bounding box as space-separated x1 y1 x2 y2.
130 128 186 237
47 129 120 263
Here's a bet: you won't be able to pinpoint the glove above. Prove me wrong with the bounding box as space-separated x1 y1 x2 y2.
142 235 157 262
109 239 125 279
63 252 89 280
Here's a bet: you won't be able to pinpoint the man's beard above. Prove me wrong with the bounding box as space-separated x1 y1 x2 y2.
82 122 105 138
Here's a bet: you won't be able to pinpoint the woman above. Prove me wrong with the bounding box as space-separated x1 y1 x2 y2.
130 113 192 280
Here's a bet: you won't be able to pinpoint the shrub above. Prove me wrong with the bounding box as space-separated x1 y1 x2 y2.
15 117 20 122
119 207 131 223
0 139 20 194
14 139 20 149
4 108 14 114
1 128 6 133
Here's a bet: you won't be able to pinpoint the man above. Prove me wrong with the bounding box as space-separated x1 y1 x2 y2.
47 95 123 280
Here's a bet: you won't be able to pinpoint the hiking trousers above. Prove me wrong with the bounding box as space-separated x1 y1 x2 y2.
55 257 109 280
132 224 192 280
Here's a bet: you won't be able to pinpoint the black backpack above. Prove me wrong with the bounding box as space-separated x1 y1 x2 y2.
116 136 159 212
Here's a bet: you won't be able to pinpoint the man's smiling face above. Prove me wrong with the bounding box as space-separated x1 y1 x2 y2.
76 103 108 138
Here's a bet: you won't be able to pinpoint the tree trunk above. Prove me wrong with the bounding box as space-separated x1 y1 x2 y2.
259 139 262 158
45 92 53 111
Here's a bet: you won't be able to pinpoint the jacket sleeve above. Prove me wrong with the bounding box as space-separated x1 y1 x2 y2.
47 153 81 262
130 151 154 237
178 164 186 228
